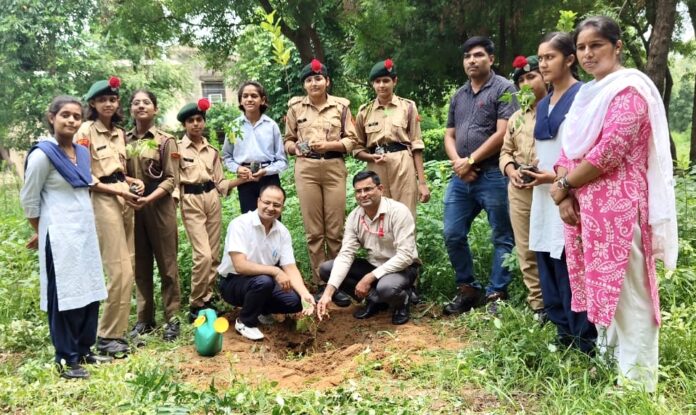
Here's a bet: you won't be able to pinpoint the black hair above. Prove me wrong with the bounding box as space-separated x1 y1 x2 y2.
46 95 82 134
539 31 580 80
259 184 286 202
462 36 495 55
352 170 381 187
574 16 622 46
129 89 158 109
237 81 269 114
85 92 124 124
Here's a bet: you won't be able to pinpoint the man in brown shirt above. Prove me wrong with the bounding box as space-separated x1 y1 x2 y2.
316 170 419 325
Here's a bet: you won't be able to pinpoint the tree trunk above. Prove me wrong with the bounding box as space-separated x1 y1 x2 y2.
687 0 696 165
257 0 325 63
645 0 676 96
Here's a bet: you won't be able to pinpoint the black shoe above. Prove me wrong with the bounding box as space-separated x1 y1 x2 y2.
129 321 155 339
189 308 202 324
163 318 180 342
58 363 89 380
443 284 484 315
353 301 388 319
485 291 508 315
392 301 410 325
96 338 129 357
81 352 113 365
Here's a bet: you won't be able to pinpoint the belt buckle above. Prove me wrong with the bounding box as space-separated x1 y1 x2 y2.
374 145 385 155
249 161 260 173
297 142 311 156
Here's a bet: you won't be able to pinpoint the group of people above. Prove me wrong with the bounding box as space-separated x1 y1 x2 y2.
19 15 676 393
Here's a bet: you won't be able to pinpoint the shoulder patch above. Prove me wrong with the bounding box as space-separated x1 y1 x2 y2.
333 96 350 108
288 96 304 106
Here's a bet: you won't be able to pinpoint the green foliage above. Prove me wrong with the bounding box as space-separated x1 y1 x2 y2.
205 103 243 145
421 128 447 162
557 10 579 32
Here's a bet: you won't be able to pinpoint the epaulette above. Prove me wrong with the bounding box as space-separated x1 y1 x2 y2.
332 96 351 108
287 96 304 107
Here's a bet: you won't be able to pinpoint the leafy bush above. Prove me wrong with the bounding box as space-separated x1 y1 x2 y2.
422 128 446 162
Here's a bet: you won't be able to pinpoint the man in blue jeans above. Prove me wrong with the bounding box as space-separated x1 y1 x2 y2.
443 36 518 315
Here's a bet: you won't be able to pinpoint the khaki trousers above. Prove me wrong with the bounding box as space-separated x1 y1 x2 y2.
367 150 418 218
507 183 543 310
92 190 135 339
181 190 222 308
294 157 347 284
134 195 180 323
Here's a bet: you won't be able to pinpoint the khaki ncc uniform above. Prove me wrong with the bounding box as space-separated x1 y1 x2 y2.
75 120 134 340
284 94 358 284
178 135 232 308
498 109 543 311
126 127 181 324
354 95 424 217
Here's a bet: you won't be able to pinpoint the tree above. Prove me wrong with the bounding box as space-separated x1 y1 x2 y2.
685 0 696 164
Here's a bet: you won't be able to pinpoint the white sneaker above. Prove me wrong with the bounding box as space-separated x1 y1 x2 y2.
257 314 275 325
235 319 264 340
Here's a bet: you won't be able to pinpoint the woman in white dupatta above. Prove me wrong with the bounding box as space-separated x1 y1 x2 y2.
550 16 677 392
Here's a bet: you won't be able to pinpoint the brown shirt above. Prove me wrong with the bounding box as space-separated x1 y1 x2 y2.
74 119 127 185
499 109 537 174
354 95 424 156
178 135 231 196
126 126 179 195
283 94 357 154
327 197 419 288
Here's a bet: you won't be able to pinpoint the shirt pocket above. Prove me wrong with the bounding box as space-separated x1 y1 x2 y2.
92 143 116 161
328 117 342 140
365 120 382 134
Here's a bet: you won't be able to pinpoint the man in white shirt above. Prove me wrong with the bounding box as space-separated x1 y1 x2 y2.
316 171 420 325
217 185 315 340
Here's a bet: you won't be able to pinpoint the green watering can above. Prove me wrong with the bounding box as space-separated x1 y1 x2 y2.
193 308 229 357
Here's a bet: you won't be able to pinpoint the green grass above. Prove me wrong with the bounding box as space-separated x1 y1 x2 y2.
1 159 695 413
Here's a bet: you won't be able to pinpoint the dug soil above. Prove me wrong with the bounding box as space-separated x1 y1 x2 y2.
178 303 465 391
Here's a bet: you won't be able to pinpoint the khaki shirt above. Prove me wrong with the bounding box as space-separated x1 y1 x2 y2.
74 120 127 184
354 95 424 156
126 126 179 195
327 197 419 288
499 109 537 174
283 94 357 154
178 135 231 196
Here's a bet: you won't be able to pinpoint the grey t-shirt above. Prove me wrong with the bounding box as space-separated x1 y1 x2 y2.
446 72 518 170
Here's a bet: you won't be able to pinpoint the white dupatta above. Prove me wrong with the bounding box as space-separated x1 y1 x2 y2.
560 68 678 269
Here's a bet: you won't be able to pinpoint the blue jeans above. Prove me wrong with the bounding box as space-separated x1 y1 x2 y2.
443 170 514 294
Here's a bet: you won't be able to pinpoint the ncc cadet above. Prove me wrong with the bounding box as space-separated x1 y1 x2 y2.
177 99 246 323
75 77 142 356
354 59 430 218
283 58 358 305
126 89 182 341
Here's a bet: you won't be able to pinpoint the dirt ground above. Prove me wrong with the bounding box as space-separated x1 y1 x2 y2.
178 303 466 391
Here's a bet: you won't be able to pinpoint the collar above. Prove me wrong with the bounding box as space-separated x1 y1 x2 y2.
181 135 211 150
242 114 270 126
464 71 496 94
93 119 119 136
127 125 157 140
251 209 278 233
360 197 388 222
301 94 340 108
374 95 399 110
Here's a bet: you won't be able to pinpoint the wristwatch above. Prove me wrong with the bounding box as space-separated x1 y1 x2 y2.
556 176 572 190
467 156 476 165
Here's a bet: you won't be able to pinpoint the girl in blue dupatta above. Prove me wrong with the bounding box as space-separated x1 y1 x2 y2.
20 96 110 379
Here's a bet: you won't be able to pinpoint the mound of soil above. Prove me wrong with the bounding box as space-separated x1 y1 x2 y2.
178 303 465 391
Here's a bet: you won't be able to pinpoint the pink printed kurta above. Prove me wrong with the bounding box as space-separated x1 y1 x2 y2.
556 87 660 327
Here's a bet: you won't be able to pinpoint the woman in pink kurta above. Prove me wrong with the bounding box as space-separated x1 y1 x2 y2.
551 16 677 393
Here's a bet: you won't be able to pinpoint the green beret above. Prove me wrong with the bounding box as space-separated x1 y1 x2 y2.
511 55 540 85
300 59 328 83
177 98 211 123
368 59 397 82
84 77 121 101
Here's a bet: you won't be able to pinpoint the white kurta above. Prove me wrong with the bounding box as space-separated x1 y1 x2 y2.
20 137 107 311
528 110 566 259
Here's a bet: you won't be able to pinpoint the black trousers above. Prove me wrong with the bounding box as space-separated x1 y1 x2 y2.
46 235 100 365
237 174 282 213
218 274 301 327
318 258 418 307
536 251 597 353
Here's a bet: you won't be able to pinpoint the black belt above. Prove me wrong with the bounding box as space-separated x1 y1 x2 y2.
144 181 162 196
183 181 216 194
241 161 272 168
99 172 126 184
305 151 343 160
369 142 408 154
